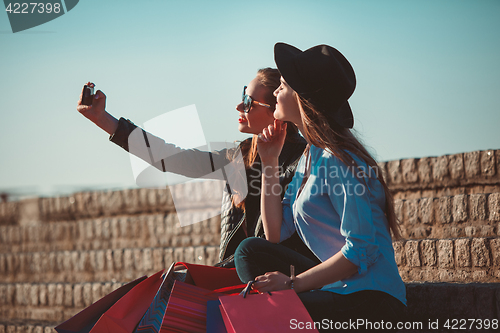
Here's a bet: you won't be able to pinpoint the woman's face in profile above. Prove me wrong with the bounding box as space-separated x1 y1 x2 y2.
236 77 275 135
273 77 301 125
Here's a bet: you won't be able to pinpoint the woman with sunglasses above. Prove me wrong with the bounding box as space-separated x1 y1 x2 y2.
77 68 316 267
234 44 406 330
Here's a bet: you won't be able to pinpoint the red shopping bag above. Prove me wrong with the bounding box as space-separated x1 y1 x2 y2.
55 275 147 333
160 280 223 333
89 269 165 333
175 262 243 291
219 289 319 333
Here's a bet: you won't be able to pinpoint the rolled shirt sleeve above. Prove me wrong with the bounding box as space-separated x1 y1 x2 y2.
326 154 380 275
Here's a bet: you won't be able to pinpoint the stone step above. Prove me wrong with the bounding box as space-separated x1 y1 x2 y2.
1 282 499 333
396 192 500 240
0 212 221 254
382 149 500 200
394 237 500 283
2 236 500 284
0 182 222 225
0 246 218 284
1 192 498 255
0 281 128 328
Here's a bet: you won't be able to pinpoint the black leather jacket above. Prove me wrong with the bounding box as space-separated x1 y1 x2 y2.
110 118 318 267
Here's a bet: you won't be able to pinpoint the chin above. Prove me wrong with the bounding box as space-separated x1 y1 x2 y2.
238 124 252 134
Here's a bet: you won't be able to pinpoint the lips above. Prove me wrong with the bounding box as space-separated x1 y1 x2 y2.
239 115 248 123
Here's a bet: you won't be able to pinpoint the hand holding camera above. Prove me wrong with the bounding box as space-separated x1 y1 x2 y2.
77 82 118 135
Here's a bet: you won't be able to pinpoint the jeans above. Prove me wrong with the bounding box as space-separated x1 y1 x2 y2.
235 237 406 332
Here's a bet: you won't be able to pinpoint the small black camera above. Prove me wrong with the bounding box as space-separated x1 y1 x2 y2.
81 85 94 106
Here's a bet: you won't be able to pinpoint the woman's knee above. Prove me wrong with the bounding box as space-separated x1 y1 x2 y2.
234 237 270 260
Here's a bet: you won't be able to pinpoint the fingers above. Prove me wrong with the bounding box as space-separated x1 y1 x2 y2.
94 90 106 101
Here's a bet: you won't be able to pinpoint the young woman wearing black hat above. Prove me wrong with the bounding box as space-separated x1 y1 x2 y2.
234 44 406 329
77 68 317 268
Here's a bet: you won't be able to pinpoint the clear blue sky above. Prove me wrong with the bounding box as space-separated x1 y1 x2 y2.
1 0 499 198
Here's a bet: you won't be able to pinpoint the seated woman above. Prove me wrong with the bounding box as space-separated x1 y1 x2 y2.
76 68 318 267
234 44 406 330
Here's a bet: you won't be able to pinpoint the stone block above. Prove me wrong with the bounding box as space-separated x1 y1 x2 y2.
92 283 102 304
448 153 465 179
133 249 143 272
481 150 496 176
55 284 64 306
437 240 454 268
0 285 6 305
387 160 402 185
73 284 83 308
488 193 500 221
101 190 124 216
464 151 480 178
153 248 164 272
164 248 174 267
452 195 468 222
471 238 490 267
419 198 434 224
469 194 487 221
194 247 206 265
420 240 436 266
15 284 27 305
64 284 73 307
143 248 153 272
401 158 418 183
123 249 134 272
490 238 500 267
437 197 452 224
205 246 219 266
39 284 47 306
432 156 449 181
95 250 106 272
30 284 39 306
113 249 123 271
82 283 92 307
405 240 420 267
105 249 114 272
404 199 419 225
455 238 471 267
174 247 184 263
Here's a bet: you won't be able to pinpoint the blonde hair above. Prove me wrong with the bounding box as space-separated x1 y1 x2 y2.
296 93 401 239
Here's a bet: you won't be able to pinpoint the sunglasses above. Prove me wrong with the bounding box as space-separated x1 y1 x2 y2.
242 86 272 113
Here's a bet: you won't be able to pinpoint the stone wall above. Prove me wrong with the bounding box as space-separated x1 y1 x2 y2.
0 148 499 330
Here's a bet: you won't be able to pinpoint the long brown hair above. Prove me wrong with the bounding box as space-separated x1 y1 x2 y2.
234 68 299 211
296 94 401 239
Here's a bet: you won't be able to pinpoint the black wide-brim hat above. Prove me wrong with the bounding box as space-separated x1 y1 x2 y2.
274 42 356 128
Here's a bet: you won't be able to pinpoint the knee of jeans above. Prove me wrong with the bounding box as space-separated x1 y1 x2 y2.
234 237 267 261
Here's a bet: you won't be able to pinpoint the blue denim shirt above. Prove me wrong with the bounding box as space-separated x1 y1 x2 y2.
280 145 406 305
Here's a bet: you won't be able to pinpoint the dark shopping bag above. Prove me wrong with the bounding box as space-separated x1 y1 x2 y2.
161 280 223 333
175 262 243 291
133 262 183 333
219 289 319 333
206 300 228 333
89 269 165 333
55 275 147 333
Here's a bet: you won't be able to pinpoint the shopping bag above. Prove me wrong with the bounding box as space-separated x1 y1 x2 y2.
175 262 242 291
89 269 165 333
160 280 223 333
134 262 182 333
219 289 319 333
55 275 147 333
206 300 227 333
